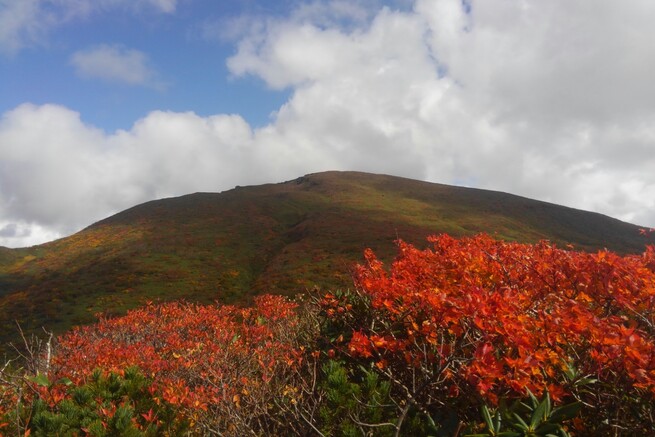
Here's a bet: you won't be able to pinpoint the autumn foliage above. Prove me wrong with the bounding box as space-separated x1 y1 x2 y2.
322 234 655 433
1 233 655 435
50 294 317 434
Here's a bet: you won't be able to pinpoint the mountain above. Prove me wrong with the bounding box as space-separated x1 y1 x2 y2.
0 171 653 347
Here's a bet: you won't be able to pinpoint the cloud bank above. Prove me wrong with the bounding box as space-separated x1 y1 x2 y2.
1 0 655 247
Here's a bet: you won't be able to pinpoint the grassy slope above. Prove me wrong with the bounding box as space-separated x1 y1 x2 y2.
0 171 653 347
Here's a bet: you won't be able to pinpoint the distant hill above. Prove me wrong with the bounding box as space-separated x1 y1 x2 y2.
0 171 653 347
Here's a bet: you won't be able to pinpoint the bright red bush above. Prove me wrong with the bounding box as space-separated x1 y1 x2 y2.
321 234 655 430
51 294 316 434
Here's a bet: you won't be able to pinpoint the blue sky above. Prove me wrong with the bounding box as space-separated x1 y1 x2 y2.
0 0 301 131
1 0 655 247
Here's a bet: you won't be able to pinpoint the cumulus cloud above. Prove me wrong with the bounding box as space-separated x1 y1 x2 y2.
228 0 655 222
70 45 165 88
0 0 178 54
2 0 655 248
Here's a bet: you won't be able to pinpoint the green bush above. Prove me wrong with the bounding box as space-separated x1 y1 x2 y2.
319 360 395 436
466 390 581 437
23 367 188 436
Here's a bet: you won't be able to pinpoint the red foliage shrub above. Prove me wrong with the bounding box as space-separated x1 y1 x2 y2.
322 234 655 430
51 294 317 434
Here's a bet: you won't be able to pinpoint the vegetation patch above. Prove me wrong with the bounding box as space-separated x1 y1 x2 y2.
1 233 654 435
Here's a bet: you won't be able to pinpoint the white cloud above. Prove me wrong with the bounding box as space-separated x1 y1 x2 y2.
2 0 655 248
70 45 164 88
0 0 51 54
227 0 655 223
139 0 177 14
0 0 178 54
0 221 61 247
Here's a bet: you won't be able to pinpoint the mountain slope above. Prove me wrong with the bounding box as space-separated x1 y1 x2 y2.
0 171 653 346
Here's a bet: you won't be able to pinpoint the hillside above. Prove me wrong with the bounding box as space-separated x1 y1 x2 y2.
0 171 653 346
